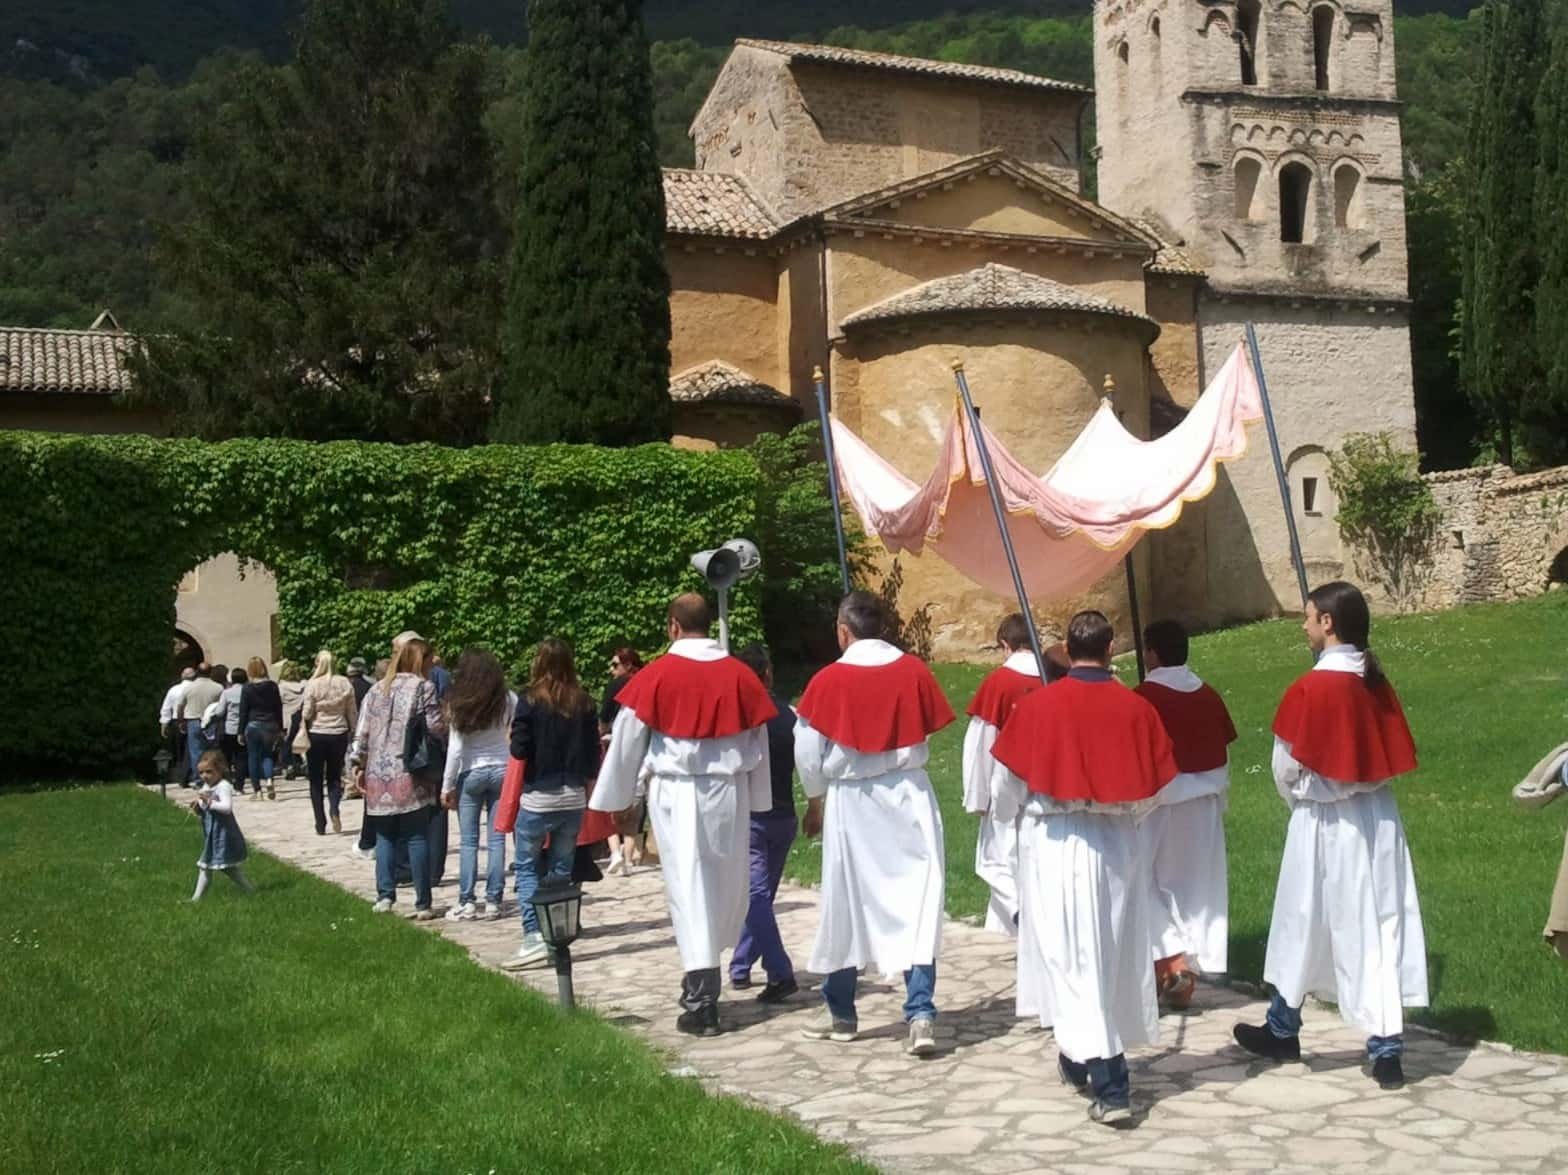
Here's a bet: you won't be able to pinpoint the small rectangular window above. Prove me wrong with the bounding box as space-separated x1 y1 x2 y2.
1302 476 1320 515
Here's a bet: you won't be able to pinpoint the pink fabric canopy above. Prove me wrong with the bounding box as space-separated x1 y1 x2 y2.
829 344 1265 601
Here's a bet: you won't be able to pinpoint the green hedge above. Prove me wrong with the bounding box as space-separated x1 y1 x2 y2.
0 432 763 777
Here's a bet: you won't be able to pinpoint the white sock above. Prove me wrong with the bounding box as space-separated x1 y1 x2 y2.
190 871 211 901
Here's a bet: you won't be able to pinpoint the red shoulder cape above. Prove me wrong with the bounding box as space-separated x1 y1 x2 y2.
616 653 777 740
796 653 956 753
1133 681 1238 774
1272 669 1417 783
993 676 1178 804
966 666 1044 729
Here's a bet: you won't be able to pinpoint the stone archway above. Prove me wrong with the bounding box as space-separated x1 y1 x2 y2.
1548 526 1568 590
175 552 280 671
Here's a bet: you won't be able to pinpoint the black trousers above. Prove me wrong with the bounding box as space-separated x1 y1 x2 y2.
681 967 721 1012
220 733 247 785
306 732 349 832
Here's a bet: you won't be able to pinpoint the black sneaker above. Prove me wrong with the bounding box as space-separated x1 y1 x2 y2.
756 978 798 1005
729 974 752 990
1233 1022 1302 1062
1371 1055 1405 1090
1057 1054 1090 1094
676 1006 723 1037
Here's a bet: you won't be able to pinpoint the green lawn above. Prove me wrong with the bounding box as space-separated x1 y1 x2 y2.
786 592 1568 1054
0 787 869 1175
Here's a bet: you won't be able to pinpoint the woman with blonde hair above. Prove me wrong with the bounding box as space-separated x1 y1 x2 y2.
501 637 600 969
301 650 358 836
236 656 284 799
350 637 447 917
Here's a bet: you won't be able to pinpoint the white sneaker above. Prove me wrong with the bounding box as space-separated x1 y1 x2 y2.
480 901 504 920
606 853 624 877
371 898 394 914
410 907 439 922
500 932 549 971
445 901 478 922
351 846 375 861
905 1018 937 1057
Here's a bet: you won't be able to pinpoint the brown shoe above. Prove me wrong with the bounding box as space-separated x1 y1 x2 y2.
331 814 342 834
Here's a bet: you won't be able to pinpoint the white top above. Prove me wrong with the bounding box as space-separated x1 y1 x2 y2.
1000 649 1041 677
960 650 1040 813
160 681 189 725
441 692 517 796
590 638 771 814
1272 644 1389 805
199 779 235 813
795 638 931 799
1143 664 1231 806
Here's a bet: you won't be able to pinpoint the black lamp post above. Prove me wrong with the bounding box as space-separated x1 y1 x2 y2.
529 880 584 1010
152 748 173 799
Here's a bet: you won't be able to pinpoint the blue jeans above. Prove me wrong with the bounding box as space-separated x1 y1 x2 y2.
1266 991 1403 1059
821 963 936 1025
185 723 209 782
732 813 797 984
1059 1053 1130 1106
243 721 277 785
456 765 506 906
513 808 582 933
374 805 436 909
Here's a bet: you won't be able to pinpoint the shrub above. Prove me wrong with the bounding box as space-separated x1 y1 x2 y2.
0 432 762 777
1328 432 1443 606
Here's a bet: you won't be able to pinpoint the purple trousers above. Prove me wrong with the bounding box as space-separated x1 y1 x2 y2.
731 812 797 985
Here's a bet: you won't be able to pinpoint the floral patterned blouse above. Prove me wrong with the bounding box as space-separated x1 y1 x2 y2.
352 673 447 816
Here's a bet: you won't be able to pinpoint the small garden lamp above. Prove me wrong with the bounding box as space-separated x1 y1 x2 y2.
152 748 173 798
529 880 583 1010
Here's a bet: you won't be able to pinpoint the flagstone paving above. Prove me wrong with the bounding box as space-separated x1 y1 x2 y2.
173 780 1568 1173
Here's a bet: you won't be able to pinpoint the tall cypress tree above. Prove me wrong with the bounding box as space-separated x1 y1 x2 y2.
1460 0 1548 467
1530 1 1568 464
493 0 672 445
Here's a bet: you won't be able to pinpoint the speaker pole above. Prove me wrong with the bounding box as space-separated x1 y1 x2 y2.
950 360 1047 677
813 365 853 594
717 586 730 653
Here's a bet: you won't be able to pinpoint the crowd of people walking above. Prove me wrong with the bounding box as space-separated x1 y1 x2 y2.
169 577 1432 1127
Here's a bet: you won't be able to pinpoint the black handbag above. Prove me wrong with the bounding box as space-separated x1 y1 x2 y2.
401 683 447 783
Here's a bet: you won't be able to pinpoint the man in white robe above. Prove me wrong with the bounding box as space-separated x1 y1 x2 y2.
1233 581 1426 1090
592 593 775 1036
993 610 1177 1125
795 590 955 1057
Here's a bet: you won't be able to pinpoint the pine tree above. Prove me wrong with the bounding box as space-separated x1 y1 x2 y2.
1460 0 1548 467
1530 0 1568 464
492 0 672 445
129 0 505 444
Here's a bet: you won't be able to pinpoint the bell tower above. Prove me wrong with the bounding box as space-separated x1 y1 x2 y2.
1092 0 1417 617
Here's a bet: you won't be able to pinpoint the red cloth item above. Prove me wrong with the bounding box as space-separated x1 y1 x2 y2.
1134 681 1238 774
578 804 617 845
617 651 777 739
796 652 956 753
1272 669 1418 784
966 666 1045 729
992 675 1178 804
495 757 524 834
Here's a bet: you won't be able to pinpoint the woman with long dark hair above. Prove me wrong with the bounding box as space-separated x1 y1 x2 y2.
601 644 645 875
501 638 600 971
1232 581 1427 1091
440 648 515 922
350 637 446 918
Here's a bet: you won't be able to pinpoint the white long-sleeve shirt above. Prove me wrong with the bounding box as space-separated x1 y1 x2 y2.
441 692 517 796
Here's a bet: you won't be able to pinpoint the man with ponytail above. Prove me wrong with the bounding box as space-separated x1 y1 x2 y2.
1233 581 1428 1091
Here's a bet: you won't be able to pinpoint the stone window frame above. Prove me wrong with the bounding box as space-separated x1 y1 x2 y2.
1331 156 1366 230
1232 149 1268 222
1274 151 1319 245
1312 4 1338 92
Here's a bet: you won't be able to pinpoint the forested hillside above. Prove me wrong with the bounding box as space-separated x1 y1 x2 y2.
0 2 1483 463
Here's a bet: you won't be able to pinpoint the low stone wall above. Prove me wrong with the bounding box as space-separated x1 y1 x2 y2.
1400 465 1568 609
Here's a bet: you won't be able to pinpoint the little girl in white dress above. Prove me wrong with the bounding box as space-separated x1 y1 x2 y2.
190 750 255 900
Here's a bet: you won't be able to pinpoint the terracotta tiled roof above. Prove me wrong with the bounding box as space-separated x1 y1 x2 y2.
841 263 1156 334
0 325 136 396
1132 219 1206 277
736 39 1088 95
663 169 781 240
669 360 799 409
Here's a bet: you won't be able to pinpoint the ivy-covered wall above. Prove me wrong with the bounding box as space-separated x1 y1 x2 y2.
0 432 763 777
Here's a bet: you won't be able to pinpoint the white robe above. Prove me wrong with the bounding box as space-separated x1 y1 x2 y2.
1262 646 1428 1038
1138 664 1230 973
591 639 772 972
1001 771 1159 1061
796 639 945 979
961 651 1038 937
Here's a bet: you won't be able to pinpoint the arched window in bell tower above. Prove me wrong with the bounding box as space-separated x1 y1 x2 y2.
1235 156 1263 220
1237 0 1262 86
1279 161 1313 243
1313 7 1335 91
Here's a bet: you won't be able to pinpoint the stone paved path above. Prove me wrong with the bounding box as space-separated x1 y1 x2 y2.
172 781 1568 1173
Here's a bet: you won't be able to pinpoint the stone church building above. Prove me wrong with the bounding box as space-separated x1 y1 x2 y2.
661 10 1416 656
